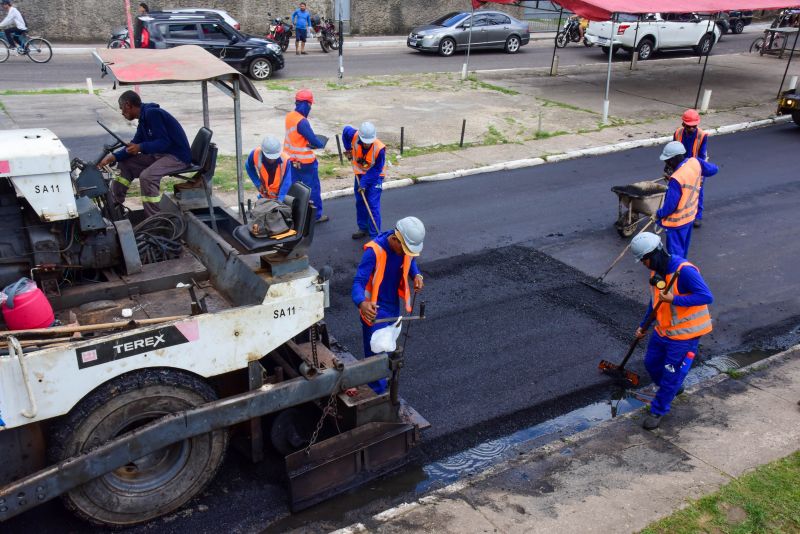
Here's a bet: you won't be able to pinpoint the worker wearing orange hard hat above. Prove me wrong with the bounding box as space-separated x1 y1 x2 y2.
284 89 330 222
673 109 710 229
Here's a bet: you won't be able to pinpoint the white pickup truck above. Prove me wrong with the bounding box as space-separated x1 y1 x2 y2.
585 13 721 60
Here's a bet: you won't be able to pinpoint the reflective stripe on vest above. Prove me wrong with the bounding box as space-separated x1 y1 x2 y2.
283 111 316 164
662 158 702 228
360 241 412 326
674 127 707 158
252 149 289 199
652 261 713 340
350 131 386 177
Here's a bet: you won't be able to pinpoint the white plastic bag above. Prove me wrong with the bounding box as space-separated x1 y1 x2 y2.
370 319 403 354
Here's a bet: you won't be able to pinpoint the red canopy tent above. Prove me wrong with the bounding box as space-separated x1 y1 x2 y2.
471 0 800 122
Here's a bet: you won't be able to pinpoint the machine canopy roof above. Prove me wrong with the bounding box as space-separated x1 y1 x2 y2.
473 0 800 21
94 45 262 101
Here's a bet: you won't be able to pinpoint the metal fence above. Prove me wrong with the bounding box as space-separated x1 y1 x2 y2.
521 1 571 33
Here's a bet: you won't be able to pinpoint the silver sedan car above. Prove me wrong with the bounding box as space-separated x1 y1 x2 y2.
407 11 531 57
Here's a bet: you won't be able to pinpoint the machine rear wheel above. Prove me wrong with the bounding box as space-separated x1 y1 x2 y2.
49 369 228 527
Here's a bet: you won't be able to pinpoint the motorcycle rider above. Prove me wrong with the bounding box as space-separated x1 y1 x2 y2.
0 0 27 52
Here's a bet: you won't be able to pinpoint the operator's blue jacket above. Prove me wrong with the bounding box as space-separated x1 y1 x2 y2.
114 103 191 164
342 125 386 186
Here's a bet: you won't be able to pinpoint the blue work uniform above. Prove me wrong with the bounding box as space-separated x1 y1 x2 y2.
244 149 293 202
343 125 385 237
352 231 421 393
640 256 713 417
674 128 709 220
657 157 718 258
290 101 326 219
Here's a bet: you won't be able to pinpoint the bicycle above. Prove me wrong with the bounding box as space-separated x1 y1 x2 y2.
0 30 53 64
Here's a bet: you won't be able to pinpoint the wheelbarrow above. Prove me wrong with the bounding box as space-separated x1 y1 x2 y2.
611 180 667 237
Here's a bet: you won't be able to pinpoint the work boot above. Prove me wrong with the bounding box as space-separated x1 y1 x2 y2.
351 229 367 240
642 413 662 430
676 386 685 396
317 215 330 223
693 219 702 228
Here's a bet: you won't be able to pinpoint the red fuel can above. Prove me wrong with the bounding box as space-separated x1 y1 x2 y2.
2 285 55 330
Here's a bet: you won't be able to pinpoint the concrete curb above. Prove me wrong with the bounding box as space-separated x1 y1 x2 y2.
331 341 800 534
320 115 792 201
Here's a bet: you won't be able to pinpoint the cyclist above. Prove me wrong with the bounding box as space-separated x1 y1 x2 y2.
0 0 27 52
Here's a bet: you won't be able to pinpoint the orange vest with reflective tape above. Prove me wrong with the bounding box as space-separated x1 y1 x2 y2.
360 241 412 326
652 262 713 340
662 158 702 228
351 132 386 177
284 111 316 164
252 149 289 199
674 127 707 158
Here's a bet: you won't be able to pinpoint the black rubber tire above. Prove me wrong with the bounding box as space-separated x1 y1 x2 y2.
108 38 130 49
583 37 593 47
750 37 764 54
0 39 9 63
280 37 290 52
793 111 800 127
319 37 330 53
695 34 714 56
25 37 52 64
636 38 654 61
600 45 619 56
48 369 228 527
733 20 745 34
438 37 456 57
249 57 273 80
555 31 568 48
328 35 340 50
505 35 521 54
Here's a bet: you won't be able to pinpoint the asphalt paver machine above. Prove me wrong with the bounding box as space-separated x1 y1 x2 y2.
0 46 428 527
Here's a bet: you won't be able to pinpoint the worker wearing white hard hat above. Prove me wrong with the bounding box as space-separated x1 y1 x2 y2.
342 121 386 240
244 135 294 202
351 217 425 394
655 141 718 258
630 232 714 430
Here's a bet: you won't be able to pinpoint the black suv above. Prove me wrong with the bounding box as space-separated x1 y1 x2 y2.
138 12 284 80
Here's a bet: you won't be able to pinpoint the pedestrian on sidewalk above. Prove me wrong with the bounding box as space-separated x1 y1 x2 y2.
673 109 710 229
292 2 311 55
343 122 385 240
245 135 293 201
283 89 329 222
631 232 714 430
656 141 718 258
0 0 27 51
98 90 191 216
352 217 425 394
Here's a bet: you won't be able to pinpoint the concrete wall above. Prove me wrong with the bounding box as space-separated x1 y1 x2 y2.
18 0 523 41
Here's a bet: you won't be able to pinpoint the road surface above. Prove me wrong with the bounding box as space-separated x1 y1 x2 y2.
0 30 760 90
6 122 799 533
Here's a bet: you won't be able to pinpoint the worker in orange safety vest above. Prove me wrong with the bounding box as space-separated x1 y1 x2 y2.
673 109 710 228
244 135 293 201
351 217 425 394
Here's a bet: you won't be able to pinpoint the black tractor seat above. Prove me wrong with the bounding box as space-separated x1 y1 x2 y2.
167 127 219 231
232 182 316 262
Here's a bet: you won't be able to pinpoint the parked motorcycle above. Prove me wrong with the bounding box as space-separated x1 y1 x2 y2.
310 15 338 53
555 16 591 48
267 13 293 52
107 26 130 48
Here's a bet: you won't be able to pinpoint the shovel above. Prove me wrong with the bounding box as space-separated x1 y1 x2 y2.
372 302 426 325
598 271 679 386
356 175 380 235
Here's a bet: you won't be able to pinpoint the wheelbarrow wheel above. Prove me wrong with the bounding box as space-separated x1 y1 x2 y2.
616 212 639 238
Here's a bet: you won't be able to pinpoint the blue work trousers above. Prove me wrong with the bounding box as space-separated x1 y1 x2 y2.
361 320 390 394
664 224 693 258
293 160 323 219
696 185 705 220
644 332 699 416
354 177 382 237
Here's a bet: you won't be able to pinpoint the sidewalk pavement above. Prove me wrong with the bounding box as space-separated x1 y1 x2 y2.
333 346 800 534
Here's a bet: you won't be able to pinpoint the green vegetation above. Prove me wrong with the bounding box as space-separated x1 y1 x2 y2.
0 88 99 96
264 81 293 92
531 129 569 140
366 80 401 87
538 97 597 115
725 369 746 379
484 125 509 145
466 75 520 95
0 100 6 114
326 81 351 90
400 142 468 158
641 451 800 534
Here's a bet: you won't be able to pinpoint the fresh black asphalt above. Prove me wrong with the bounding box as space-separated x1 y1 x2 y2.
6 123 799 533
